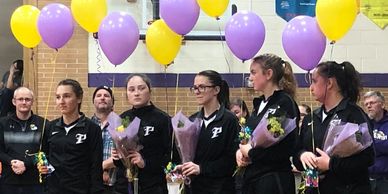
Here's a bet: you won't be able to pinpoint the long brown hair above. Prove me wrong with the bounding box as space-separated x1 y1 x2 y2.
252 53 297 99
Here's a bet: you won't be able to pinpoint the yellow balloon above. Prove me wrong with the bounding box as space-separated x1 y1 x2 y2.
71 0 107 33
197 0 229 18
316 0 357 42
146 20 182 66
10 5 41 48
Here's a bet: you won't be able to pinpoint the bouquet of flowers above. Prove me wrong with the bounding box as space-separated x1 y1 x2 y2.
164 161 185 194
304 167 319 189
26 150 54 183
238 117 252 145
170 111 201 186
251 106 296 148
234 117 252 176
165 162 184 183
323 122 373 158
107 112 142 194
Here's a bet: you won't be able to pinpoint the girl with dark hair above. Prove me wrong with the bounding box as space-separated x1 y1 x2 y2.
112 73 172 194
178 70 239 194
230 97 250 120
40 79 104 194
237 54 300 194
229 97 250 194
293 61 374 194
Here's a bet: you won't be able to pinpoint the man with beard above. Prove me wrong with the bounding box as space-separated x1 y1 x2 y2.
364 91 388 194
91 86 127 194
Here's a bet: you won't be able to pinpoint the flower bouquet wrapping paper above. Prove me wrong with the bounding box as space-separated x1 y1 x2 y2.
323 122 372 158
169 111 201 186
107 112 142 194
251 108 296 148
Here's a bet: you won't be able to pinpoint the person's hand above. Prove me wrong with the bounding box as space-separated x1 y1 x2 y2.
181 162 200 176
103 170 110 183
37 163 49 175
174 164 182 172
291 165 301 173
102 157 115 170
236 149 250 167
9 63 19 75
111 149 120 160
239 143 252 157
315 148 330 172
300 151 317 170
6 63 19 89
128 151 145 169
11 160 26 175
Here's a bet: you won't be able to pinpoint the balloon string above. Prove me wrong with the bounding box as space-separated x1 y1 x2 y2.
304 71 310 85
170 73 180 161
30 48 38 112
249 0 252 11
95 37 103 80
40 49 59 151
307 72 315 153
241 72 245 91
109 74 116 97
217 19 231 73
240 72 245 108
329 41 335 61
164 67 169 114
174 73 179 115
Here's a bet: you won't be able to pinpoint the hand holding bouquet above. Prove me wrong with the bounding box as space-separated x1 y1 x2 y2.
238 117 252 145
107 111 142 193
165 162 184 184
235 117 252 176
169 111 201 185
27 150 54 183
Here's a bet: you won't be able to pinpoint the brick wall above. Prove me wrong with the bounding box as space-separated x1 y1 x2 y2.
24 0 388 120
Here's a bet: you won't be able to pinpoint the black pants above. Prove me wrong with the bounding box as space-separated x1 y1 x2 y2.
235 174 244 194
138 184 167 194
1 184 45 194
243 171 295 194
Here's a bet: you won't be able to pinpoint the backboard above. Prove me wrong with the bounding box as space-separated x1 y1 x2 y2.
107 0 237 40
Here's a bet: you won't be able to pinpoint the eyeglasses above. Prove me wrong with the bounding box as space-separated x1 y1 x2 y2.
364 100 381 107
190 85 215 93
15 97 33 103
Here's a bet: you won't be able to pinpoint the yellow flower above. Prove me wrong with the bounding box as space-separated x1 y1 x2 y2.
167 162 172 170
117 125 125 132
267 117 285 138
240 117 246 125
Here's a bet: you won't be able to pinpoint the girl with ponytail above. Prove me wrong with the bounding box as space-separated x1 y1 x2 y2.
237 54 300 194
178 70 239 194
293 61 374 194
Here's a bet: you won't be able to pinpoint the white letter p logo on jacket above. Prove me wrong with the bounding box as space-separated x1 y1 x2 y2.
75 134 87 144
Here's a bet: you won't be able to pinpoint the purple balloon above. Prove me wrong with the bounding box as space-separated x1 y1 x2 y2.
225 11 266 61
282 16 326 71
98 12 140 65
160 0 200 35
37 3 74 49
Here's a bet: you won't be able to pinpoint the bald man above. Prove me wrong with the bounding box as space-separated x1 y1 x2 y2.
0 87 47 194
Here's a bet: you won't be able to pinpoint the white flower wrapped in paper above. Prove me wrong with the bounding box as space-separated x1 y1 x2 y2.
251 108 296 148
323 122 373 157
